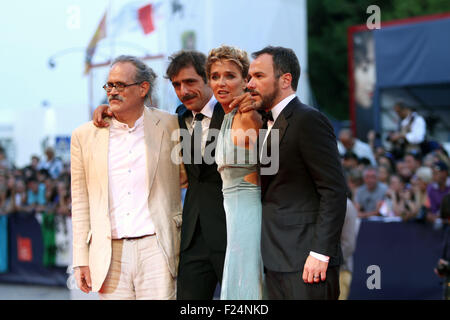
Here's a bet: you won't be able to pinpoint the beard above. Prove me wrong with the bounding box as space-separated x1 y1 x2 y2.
256 80 280 111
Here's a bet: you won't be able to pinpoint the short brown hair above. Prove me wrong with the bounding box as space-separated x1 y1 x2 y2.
252 46 301 91
206 45 249 80
165 50 207 83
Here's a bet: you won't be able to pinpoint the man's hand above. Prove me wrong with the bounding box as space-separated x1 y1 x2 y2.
93 104 113 128
229 92 261 114
434 259 449 278
302 255 329 284
389 132 404 142
74 266 92 293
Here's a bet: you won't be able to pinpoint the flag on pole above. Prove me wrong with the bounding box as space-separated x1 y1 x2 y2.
84 11 107 75
110 2 157 36
138 4 155 34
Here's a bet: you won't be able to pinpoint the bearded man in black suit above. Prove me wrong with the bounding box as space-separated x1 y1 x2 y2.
236 46 347 300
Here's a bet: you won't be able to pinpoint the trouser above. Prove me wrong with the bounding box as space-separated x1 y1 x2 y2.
99 235 175 300
177 222 226 299
265 266 340 300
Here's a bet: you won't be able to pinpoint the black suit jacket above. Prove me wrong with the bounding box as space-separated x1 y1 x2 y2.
260 97 347 272
176 103 227 252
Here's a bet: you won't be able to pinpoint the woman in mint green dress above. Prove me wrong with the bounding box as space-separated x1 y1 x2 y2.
206 45 264 299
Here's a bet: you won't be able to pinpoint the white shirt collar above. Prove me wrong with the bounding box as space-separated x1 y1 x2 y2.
269 94 296 122
192 95 216 119
111 110 144 131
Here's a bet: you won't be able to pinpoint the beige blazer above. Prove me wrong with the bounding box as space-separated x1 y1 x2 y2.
71 107 182 292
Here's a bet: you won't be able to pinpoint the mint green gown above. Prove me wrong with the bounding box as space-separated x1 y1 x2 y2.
215 108 264 300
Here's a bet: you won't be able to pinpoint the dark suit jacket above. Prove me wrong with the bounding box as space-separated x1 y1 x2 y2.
176 103 227 252
260 97 347 272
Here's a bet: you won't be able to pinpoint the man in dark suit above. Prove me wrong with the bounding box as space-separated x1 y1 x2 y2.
165 50 227 300
238 46 347 299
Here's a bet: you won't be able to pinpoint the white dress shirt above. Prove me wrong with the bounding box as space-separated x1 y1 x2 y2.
262 94 296 145
263 94 330 263
108 113 155 239
401 112 426 144
337 139 377 166
185 96 217 156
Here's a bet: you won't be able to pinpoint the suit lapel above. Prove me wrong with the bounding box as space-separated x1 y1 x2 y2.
205 102 225 149
176 105 200 177
93 123 110 199
261 97 298 199
144 108 163 194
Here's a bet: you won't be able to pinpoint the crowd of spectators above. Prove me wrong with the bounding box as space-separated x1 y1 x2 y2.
1 114 449 225
0 146 70 217
339 120 450 225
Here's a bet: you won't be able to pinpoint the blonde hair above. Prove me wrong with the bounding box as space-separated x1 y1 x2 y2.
416 166 433 183
206 45 249 80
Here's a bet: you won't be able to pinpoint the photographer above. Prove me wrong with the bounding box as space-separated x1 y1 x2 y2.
434 194 450 300
387 102 426 160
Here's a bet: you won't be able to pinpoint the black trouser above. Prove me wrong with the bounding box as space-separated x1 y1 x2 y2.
265 266 340 300
176 222 226 300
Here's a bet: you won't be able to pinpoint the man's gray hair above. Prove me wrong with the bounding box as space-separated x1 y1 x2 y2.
363 166 378 177
111 55 157 103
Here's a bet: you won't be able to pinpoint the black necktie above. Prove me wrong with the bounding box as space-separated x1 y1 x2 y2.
258 110 274 129
191 113 204 164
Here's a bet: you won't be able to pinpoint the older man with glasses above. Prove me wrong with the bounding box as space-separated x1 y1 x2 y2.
71 55 184 299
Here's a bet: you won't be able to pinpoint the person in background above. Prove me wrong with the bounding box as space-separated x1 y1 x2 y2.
342 151 359 177
338 128 376 166
25 176 46 213
379 174 417 220
55 180 71 217
0 173 7 212
6 178 27 213
354 167 388 218
426 161 450 223
404 152 422 176
388 102 426 160
0 147 12 170
39 147 63 179
339 198 360 300
377 153 395 175
346 168 364 201
434 194 449 299
410 166 433 221
396 160 413 185
423 153 438 169
377 165 391 185
23 155 41 180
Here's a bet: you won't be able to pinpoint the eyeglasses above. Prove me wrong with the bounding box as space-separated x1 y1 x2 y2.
103 82 142 92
